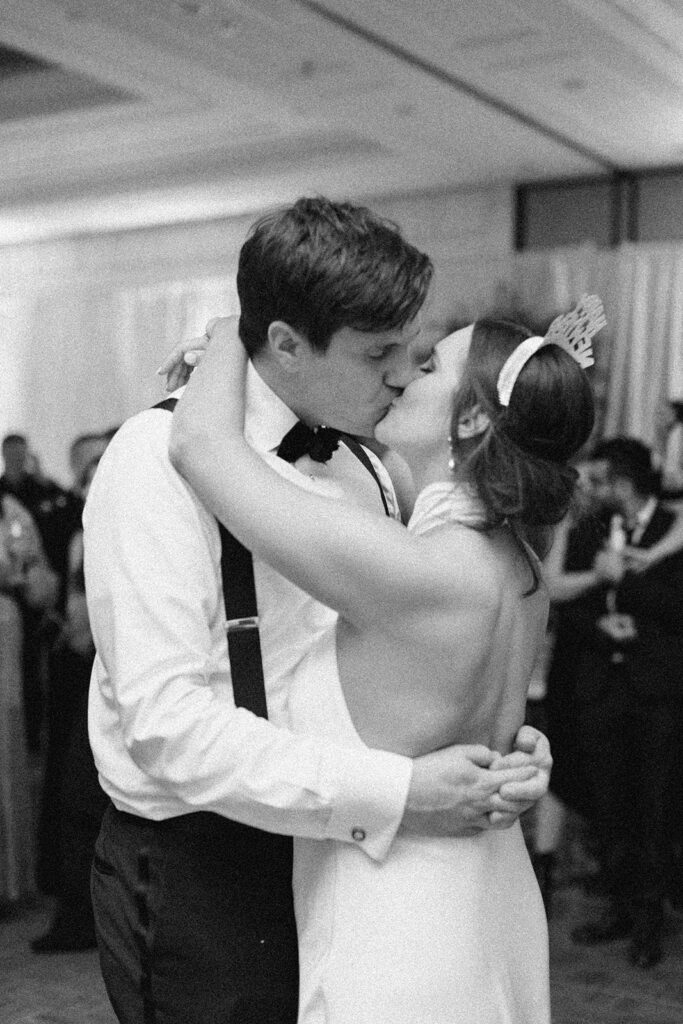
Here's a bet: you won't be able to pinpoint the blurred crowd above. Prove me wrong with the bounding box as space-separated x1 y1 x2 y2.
0 400 681 968
0 426 117 951
527 401 683 970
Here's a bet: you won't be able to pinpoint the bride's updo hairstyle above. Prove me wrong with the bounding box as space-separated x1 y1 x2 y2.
449 316 595 566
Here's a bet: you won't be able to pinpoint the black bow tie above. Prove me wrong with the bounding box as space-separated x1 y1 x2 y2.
277 422 342 464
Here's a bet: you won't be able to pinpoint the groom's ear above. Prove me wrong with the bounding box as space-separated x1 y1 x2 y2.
455 404 491 440
267 321 310 371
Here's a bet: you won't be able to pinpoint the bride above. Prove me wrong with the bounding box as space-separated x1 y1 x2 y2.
168 305 597 1024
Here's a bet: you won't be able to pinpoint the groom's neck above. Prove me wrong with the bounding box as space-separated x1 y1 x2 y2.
251 353 311 425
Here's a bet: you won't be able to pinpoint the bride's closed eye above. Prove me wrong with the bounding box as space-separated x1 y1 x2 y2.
419 357 436 374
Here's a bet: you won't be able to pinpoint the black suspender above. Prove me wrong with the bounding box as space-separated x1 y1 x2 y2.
339 435 391 516
154 399 391 721
217 522 269 720
155 397 268 720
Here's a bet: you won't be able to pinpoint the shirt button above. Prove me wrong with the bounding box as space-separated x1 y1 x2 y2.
351 828 366 843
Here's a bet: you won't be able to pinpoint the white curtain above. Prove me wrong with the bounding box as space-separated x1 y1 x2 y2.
1 271 239 484
601 244 683 441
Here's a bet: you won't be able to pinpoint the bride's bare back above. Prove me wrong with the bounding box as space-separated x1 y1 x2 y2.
337 518 549 759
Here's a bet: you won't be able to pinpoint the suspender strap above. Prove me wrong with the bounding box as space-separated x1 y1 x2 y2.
153 398 390 719
217 523 269 720
340 435 391 517
154 397 179 413
153 397 269 720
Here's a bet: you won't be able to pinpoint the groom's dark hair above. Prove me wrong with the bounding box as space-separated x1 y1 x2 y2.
236 196 433 355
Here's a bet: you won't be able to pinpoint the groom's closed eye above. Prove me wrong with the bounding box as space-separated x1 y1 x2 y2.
368 345 396 362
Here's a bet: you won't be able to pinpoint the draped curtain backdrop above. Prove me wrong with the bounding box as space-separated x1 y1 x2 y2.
0 227 681 484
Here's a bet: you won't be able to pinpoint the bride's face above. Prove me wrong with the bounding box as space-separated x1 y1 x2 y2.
374 326 473 457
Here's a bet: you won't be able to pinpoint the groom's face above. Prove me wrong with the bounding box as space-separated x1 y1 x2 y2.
297 317 431 436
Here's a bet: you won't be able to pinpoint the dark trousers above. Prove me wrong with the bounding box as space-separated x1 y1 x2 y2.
37 645 104 898
52 646 108 938
21 604 46 753
577 669 679 920
92 805 299 1024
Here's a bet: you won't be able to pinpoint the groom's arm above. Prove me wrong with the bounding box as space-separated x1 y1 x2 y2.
84 411 411 862
403 731 548 837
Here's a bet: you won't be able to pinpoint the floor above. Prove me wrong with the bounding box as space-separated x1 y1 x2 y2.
1 886 681 1024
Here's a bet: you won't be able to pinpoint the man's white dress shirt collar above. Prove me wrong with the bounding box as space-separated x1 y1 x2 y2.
244 361 299 454
172 361 299 456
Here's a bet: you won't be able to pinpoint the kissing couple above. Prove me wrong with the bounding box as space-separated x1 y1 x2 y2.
85 196 598 1024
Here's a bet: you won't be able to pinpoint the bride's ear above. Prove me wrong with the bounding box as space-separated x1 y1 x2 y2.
455 404 490 440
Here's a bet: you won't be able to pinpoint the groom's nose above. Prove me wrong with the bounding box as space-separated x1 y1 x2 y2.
383 349 420 390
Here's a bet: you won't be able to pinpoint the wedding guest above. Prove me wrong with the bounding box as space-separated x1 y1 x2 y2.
0 493 57 912
529 459 613 907
35 435 108 904
0 434 62 750
571 438 683 968
32 456 108 952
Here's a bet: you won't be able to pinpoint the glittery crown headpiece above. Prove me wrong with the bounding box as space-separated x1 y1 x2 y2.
496 294 606 408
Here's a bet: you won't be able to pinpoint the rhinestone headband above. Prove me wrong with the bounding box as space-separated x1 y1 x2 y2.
497 295 606 408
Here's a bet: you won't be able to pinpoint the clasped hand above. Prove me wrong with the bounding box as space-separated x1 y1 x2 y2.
403 726 551 837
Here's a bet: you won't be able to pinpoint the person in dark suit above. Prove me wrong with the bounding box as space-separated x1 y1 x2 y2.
571 437 683 968
529 465 613 911
32 453 109 952
34 434 108 898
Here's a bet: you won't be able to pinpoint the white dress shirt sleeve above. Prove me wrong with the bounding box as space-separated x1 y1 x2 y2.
84 410 410 861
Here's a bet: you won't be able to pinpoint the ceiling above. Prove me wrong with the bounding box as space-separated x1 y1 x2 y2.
1 0 682 243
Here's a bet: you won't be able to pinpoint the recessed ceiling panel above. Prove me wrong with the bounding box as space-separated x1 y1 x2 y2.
0 42 136 122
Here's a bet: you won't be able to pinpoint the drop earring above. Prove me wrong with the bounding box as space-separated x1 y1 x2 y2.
447 435 456 473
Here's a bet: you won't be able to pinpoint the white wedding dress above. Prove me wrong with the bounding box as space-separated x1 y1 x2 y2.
288 484 550 1024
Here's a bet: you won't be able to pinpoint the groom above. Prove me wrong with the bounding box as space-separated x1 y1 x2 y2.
84 196 551 1024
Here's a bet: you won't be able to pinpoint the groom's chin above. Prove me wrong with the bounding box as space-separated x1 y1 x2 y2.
373 410 393 444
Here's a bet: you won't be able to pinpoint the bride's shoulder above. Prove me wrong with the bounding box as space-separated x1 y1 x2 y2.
408 482 485 535
414 525 506 620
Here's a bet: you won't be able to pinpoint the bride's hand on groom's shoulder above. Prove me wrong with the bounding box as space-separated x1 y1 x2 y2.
157 316 236 391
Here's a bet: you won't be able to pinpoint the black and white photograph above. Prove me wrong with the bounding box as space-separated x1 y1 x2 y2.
0 3 681 1022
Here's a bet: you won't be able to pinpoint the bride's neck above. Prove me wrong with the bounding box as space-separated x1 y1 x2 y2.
405 450 453 495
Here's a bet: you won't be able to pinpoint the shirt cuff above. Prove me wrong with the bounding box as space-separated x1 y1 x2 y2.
322 745 412 862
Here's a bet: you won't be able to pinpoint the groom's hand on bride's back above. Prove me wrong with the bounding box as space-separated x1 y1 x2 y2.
400 742 544 838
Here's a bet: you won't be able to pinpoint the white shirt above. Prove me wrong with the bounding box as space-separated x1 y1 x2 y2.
84 365 410 861
629 495 658 546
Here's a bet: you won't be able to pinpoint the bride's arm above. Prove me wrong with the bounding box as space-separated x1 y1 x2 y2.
169 319 486 639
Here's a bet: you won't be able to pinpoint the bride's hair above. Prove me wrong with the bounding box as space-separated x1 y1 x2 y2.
449 317 595 578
